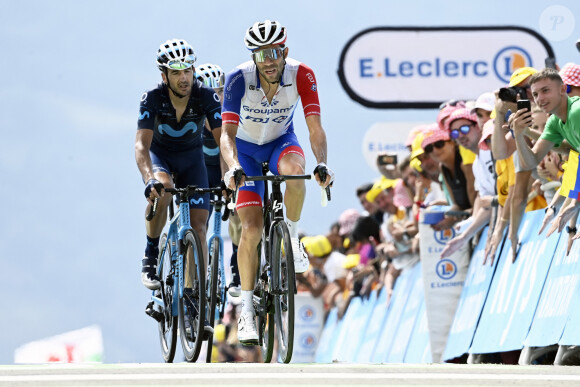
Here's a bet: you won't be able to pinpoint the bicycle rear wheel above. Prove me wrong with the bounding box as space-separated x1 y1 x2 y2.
178 230 206 362
271 221 295 363
205 237 220 363
157 233 177 363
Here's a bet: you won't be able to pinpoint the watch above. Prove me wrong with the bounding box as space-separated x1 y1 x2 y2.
566 226 577 234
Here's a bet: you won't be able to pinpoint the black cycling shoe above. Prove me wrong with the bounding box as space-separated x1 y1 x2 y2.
141 256 160 290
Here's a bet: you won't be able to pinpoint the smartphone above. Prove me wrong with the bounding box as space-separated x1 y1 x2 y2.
517 99 531 113
545 57 557 70
377 153 397 166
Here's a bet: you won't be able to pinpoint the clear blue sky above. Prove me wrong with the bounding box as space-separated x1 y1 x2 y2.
1 0 578 363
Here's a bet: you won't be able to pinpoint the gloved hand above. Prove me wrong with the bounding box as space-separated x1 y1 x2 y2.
144 179 164 199
313 162 334 188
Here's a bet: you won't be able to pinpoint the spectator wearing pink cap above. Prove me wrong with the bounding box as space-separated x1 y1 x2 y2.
440 108 497 258
421 126 475 231
560 63 580 98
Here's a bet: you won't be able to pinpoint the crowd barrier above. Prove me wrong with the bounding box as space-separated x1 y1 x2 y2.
310 209 580 365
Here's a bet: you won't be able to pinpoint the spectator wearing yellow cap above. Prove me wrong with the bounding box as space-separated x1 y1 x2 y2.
301 234 348 313
356 182 384 225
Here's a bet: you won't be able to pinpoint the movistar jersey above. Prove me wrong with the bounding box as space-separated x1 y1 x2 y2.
137 81 222 152
221 58 321 145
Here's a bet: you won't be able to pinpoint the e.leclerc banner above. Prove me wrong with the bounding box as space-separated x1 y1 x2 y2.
525 219 580 348
443 227 500 361
419 219 470 363
338 27 554 109
470 210 561 354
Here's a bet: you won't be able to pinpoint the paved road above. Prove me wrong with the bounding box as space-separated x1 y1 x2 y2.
2 363 580 386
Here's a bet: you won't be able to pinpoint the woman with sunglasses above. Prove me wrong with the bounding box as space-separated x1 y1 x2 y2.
135 39 222 302
421 128 475 231
220 20 334 345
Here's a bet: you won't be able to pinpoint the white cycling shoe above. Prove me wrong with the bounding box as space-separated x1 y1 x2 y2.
291 238 310 274
237 310 259 345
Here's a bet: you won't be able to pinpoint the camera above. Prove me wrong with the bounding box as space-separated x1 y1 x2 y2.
377 153 397 166
498 86 528 103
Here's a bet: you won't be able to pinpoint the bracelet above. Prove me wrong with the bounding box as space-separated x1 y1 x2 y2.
566 226 577 234
545 205 556 214
500 218 509 223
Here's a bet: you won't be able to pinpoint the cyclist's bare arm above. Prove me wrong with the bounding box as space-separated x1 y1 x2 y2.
220 122 245 188
135 129 156 184
305 114 330 187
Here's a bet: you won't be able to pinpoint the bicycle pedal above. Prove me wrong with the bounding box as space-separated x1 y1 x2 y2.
145 302 163 322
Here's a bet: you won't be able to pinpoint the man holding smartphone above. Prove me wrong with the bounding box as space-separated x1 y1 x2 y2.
513 68 580 233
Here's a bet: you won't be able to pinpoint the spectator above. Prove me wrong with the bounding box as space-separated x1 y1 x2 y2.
356 182 384 225
513 68 580 235
560 63 580 97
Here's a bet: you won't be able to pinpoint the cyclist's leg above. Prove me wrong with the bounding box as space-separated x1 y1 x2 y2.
235 140 266 344
227 214 242 296
142 148 176 289
268 131 309 273
268 130 306 224
174 148 211 273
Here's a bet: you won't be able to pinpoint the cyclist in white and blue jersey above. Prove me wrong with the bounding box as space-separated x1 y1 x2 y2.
220 20 334 344
135 39 222 300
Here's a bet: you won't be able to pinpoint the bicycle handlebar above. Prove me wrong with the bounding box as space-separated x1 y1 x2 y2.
146 185 233 221
244 174 312 182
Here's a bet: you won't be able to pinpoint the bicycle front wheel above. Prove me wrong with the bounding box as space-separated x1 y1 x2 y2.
205 236 220 363
178 230 206 362
271 221 295 363
158 233 177 363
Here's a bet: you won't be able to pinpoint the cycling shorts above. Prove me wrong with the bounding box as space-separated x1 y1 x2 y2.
236 131 304 209
149 144 210 211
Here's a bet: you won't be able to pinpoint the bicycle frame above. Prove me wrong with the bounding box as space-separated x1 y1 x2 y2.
150 192 199 319
207 196 226 320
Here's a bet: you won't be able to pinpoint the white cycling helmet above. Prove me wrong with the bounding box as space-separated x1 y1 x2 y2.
244 20 287 50
195 64 225 88
156 39 196 71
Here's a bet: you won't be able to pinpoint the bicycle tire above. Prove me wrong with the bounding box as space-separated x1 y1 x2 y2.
259 306 275 363
157 233 177 363
205 237 220 363
178 230 206 362
271 221 295 363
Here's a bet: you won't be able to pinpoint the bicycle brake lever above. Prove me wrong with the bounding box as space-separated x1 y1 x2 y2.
146 197 158 221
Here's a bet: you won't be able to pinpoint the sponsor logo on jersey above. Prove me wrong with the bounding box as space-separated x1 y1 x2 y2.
190 197 204 205
158 121 198 137
139 111 150 120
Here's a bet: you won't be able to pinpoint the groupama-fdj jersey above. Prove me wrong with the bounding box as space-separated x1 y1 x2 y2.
222 58 321 145
221 58 321 208
137 81 222 210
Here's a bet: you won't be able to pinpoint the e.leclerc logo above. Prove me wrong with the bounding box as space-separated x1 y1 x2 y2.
436 259 457 280
358 45 532 84
493 46 533 83
299 305 316 322
434 228 455 245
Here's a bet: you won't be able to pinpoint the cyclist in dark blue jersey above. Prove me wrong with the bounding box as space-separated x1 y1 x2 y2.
135 39 222 292
196 63 242 297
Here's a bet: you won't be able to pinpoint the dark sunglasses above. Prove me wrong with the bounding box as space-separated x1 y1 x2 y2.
424 140 447 154
450 124 473 139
